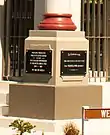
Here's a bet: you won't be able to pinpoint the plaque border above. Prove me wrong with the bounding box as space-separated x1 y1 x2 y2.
60 50 87 76
25 49 52 74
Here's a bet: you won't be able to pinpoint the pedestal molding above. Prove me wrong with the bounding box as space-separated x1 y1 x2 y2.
38 13 77 31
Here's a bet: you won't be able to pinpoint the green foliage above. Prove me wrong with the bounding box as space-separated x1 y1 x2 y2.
64 123 80 135
42 130 44 135
9 119 36 135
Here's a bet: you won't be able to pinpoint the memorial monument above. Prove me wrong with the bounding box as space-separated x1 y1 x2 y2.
23 30 88 85
23 0 89 85
9 0 102 119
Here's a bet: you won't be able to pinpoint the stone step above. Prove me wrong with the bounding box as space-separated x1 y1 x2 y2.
0 81 18 118
0 92 9 105
0 81 17 93
0 104 9 116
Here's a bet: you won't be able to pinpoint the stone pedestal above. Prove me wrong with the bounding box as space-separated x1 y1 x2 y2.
23 30 89 85
8 30 91 119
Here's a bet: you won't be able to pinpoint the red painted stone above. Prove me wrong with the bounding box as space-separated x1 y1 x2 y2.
38 13 77 31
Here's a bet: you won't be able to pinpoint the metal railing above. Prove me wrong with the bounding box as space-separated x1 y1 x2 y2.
3 0 34 80
81 0 108 82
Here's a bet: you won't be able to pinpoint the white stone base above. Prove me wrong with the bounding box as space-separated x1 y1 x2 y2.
88 71 106 82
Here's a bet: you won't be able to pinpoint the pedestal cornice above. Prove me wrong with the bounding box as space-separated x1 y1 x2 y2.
38 13 77 31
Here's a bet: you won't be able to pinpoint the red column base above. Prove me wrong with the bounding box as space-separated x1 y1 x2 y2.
38 13 77 31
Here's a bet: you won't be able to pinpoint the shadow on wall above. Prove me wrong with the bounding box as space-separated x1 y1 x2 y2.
0 5 4 80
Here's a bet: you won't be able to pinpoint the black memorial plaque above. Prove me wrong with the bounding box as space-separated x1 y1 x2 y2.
26 50 52 74
60 50 87 76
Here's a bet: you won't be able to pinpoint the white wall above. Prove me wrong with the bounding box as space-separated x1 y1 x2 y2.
0 0 4 5
89 82 110 107
102 83 110 107
70 0 81 31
